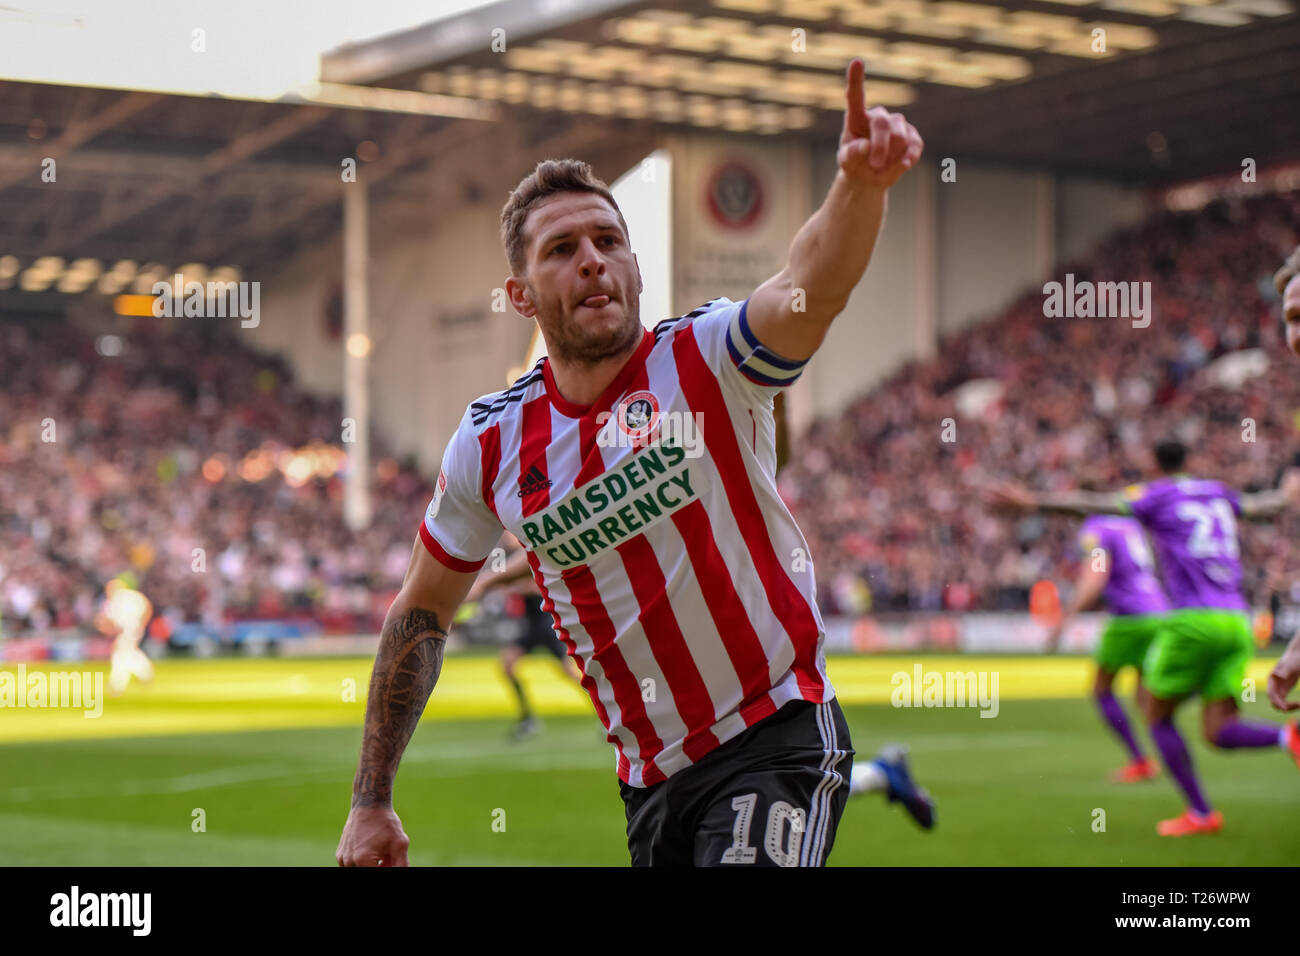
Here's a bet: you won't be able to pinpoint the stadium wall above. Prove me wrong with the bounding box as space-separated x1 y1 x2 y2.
250 191 536 475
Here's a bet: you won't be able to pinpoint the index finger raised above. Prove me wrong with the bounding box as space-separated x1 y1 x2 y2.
844 58 867 136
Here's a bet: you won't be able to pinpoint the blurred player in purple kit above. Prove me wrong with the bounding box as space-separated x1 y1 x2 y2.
994 439 1300 836
1047 514 1167 783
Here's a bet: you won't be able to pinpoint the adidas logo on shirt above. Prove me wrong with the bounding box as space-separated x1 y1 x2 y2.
517 464 553 498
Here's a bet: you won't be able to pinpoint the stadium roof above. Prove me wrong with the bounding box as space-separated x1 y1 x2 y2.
2 0 1295 308
0 77 648 304
324 0 1300 181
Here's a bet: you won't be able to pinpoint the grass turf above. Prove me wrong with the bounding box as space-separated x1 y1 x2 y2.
1 654 1296 865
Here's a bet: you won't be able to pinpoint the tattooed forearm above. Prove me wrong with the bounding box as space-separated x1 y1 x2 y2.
352 607 447 809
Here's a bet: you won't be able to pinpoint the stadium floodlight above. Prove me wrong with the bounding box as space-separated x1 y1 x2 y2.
97 274 129 295
1177 5 1252 25
676 71 746 97
708 61 776 88
502 46 568 73
130 263 169 295
20 255 63 292
780 105 813 128
177 263 208 286
56 258 102 294
963 51 1034 82
929 1 1008 30
713 0 776 11
498 72 532 104
20 270 53 292
1092 21 1161 48
773 0 838 17
96 260 139 296
1108 0 1182 14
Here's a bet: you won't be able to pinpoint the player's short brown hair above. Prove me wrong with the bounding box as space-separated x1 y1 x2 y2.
500 158 629 278
1274 244 1300 296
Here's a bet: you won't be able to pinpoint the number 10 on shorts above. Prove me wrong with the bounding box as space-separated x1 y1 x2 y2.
720 793 807 866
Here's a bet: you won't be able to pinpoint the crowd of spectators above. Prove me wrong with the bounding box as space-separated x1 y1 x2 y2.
4 189 1299 638
0 315 431 637
782 189 1300 614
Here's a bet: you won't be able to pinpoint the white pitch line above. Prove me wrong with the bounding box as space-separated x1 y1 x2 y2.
0 762 340 804
893 731 1053 752
0 730 1052 804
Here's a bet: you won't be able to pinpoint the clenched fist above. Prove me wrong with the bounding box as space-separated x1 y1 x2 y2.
337 805 411 867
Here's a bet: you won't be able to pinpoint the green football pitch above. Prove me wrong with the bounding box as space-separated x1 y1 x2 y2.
1 654 1296 866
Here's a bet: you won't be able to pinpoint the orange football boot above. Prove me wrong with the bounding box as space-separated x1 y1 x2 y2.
1111 756 1159 783
1157 809 1223 837
1284 723 1300 771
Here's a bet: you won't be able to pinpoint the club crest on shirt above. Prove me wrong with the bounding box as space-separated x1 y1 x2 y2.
617 389 660 442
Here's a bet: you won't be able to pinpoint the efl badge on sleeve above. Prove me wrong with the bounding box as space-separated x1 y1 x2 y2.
428 469 448 519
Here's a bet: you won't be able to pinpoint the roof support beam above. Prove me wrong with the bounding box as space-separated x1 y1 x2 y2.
56 106 332 248
0 91 161 192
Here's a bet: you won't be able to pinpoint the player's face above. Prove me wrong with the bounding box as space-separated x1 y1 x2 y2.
510 192 643 366
1284 275 1300 358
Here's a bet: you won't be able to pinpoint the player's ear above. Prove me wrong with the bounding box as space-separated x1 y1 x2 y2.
505 276 535 318
634 253 643 294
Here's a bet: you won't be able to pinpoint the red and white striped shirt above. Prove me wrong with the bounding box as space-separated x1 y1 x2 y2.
421 296 834 786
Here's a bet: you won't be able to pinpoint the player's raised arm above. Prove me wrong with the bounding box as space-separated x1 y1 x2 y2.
336 536 479 867
1239 469 1300 521
987 480 1128 518
1268 633 1300 712
744 57 923 362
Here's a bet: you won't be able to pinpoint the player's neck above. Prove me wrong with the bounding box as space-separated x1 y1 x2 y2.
547 337 644 407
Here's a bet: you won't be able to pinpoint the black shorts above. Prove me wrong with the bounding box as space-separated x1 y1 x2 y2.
514 595 566 660
618 698 854 867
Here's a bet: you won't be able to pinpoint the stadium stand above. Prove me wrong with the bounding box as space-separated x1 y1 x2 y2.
0 315 431 639
782 190 1300 615
2 190 1298 639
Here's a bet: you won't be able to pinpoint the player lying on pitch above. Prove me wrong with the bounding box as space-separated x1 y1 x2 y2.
992 439 1300 836
338 58 924 866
